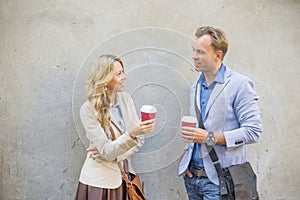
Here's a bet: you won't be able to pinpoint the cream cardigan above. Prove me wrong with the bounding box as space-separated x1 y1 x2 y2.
78 92 144 188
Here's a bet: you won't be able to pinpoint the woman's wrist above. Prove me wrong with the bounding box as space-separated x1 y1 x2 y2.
128 130 137 139
128 124 142 139
129 133 136 139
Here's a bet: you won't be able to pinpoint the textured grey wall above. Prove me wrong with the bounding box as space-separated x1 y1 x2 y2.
1 0 299 200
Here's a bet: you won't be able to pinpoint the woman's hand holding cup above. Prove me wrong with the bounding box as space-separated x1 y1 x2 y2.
129 105 157 138
129 119 155 138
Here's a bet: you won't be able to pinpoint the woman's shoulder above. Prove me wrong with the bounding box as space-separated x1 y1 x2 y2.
80 100 92 115
80 100 91 109
117 92 132 101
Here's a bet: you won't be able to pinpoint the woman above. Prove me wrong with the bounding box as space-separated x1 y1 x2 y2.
75 54 155 200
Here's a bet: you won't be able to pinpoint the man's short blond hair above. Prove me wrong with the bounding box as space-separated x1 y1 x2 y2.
194 26 229 60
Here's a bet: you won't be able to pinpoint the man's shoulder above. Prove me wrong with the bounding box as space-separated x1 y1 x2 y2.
228 68 252 84
191 81 197 88
189 80 198 93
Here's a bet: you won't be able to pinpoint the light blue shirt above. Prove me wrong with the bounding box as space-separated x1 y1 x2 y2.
110 98 126 134
190 64 226 168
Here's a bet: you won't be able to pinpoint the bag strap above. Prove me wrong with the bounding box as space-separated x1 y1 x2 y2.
194 83 228 196
194 83 204 130
194 83 220 165
109 125 133 187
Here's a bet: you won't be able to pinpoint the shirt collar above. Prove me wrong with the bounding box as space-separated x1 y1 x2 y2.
198 64 226 86
110 98 120 108
215 64 226 84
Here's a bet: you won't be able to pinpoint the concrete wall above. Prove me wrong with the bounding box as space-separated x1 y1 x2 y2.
1 0 299 199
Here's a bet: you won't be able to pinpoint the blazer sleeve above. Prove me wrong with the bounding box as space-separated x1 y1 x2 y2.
80 102 138 162
117 93 145 162
223 78 262 149
117 135 144 162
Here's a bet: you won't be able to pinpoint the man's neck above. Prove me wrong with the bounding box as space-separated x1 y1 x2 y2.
203 63 222 85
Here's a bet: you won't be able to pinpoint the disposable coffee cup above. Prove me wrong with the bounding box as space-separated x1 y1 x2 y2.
140 105 157 122
181 116 197 128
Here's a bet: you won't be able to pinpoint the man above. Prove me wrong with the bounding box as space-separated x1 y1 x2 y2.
179 26 262 199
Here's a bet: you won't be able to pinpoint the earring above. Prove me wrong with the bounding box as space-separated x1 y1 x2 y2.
104 85 107 91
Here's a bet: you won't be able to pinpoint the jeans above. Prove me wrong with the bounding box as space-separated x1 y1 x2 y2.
184 176 220 200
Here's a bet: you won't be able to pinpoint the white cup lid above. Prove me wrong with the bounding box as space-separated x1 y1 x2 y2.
181 116 197 123
140 105 157 113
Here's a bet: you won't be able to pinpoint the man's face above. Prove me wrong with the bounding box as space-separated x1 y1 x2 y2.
192 34 218 73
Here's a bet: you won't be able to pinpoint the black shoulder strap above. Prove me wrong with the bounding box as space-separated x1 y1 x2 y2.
194 83 204 129
194 83 219 164
194 82 228 195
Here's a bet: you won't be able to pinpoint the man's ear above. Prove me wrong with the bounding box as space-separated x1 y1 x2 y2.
216 51 223 61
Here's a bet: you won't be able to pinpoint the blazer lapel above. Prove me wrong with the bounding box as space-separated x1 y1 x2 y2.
110 110 123 135
195 82 202 114
204 68 232 120
111 120 123 134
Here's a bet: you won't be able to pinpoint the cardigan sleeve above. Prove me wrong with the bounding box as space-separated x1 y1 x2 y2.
80 101 138 162
116 92 145 162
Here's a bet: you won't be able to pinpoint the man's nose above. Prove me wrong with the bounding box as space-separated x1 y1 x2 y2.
192 52 198 60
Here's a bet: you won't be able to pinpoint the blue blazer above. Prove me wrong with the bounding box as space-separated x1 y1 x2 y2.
179 67 262 185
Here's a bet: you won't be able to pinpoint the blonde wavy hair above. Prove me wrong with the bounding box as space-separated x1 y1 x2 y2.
85 54 124 133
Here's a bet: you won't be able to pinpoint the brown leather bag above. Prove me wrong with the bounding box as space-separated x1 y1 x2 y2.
118 162 146 200
110 126 146 200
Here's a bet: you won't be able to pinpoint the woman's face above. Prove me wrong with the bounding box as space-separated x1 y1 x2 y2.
107 61 126 93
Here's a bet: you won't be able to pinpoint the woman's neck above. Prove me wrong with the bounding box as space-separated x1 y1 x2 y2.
109 92 117 105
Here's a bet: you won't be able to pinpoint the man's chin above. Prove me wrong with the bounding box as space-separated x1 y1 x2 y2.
194 67 202 72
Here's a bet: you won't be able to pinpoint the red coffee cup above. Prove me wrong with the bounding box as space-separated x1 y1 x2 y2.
181 116 197 128
140 105 157 122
